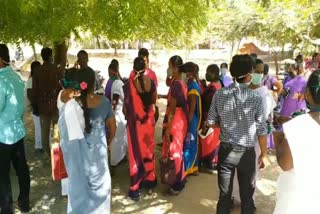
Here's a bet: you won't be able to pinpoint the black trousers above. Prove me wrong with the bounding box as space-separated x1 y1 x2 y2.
0 139 30 214
216 143 256 214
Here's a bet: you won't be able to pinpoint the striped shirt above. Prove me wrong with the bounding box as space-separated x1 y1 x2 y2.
207 83 267 147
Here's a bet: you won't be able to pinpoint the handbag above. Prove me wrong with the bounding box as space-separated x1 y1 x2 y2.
51 143 68 181
159 135 177 186
198 128 220 158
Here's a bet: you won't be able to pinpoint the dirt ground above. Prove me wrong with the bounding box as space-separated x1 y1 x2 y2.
9 97 280 214
9 51 281 213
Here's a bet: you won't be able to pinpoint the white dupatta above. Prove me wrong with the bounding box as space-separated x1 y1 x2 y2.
57 91 85 141
274 114 320 213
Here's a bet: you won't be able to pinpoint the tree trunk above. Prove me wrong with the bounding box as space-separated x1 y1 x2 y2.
236 38 242 54
96 36 101 49
281 44 285 60
32 43 37 61
230 40 235 62
114 45 118 56
274 51 279 75
53 40 68 69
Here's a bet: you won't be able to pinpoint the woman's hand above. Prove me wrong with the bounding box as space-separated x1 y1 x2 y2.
164 129 171 144
61 89 81 103
258 154 267 170
155 106 159 123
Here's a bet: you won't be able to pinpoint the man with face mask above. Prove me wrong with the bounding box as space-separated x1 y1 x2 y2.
205 54 267 214
0 44 30 213
232 58 276 207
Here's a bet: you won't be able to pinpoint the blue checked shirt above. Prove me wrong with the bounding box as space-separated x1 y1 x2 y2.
207 83 267 147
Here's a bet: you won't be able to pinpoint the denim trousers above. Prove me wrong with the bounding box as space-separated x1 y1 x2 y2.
216 143 256 214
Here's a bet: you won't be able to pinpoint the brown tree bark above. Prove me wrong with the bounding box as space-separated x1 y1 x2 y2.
32 43 37 61
274 51 279 75
53 40 68 68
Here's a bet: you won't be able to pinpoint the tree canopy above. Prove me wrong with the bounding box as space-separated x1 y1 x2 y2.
1 0 319 55
1 0 209 48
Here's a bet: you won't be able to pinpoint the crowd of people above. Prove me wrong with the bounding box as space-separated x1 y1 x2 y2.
1 42 320 214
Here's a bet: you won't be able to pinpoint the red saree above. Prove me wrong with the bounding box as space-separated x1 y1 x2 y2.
200 82 221 164
123 75 156 198
162 80 188 191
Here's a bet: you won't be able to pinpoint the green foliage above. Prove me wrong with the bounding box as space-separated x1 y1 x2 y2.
207 0 320 53
1 0 319 52
0 0 210 48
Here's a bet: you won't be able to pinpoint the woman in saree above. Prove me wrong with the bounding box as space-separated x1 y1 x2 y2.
262 63 283 95
182 62 202 176
278 63 307 122
273 70 320 214
58 69 116 214
123 57 157 201
162 55 188 195
220 63 233 87
105 59 119 101
109 62 127 167
200 64 222 173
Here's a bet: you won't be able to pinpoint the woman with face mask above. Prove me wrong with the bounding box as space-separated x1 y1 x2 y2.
109 62 128 167
200 64 223 173
182 62 202 177
273 70 320 214
232 59 276 207
278 63 307 120
162 55 188 195
262 63 283 96
220 63 233 87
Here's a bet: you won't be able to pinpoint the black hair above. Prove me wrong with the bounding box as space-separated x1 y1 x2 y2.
76 69 96 133
307 70 320 104
255 58 264 65
195 64 199 74
169 55 183 69
180 62 197 74
77 50 88 58
138 48 149 58
41 47 53 62
230 54 254 80
207 64 220 76
312 53 319 60
264 64 269 75
30 61 41 77
295 54 303 63
220 63 228 69
0 44 10 64
250 53 257 59
133 57 145 72
109 62 119 73
110 59 119 69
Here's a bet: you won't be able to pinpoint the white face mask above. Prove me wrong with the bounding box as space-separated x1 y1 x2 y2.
220 68 228 76
236 73 252 86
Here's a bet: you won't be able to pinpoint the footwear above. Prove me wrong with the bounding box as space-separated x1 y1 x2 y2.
189 171 200 176
17 200 30 213
168 187 181 195
35 148 43 154
128 190 140 201
204 164 217 174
